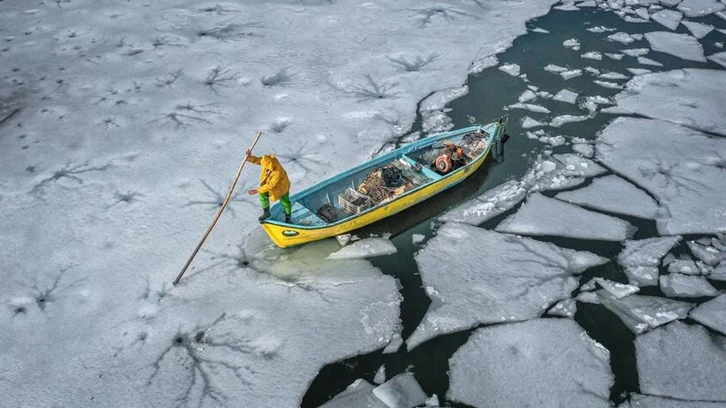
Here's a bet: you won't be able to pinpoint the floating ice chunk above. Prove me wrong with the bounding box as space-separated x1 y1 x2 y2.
636 321 726 401
448 319 613 408
549 115 591 127
716 42 725 49
373 366 386 385
578 0 597 7
440 180 527 226
651 9 683 30
594 80 624 89
624 15 649 23
689 294 726 335
553 89 579 104
687 240 726 266
582 51 603 60
637 56 663 66
584 66 601 75
588 26 616 33
499 63 521 76
555 176 659 219
424 395 440 407
496 193 634 241
707 51 726 68
682 20 714 38
627 67 652 75
606 52 625 60
319 379 389 408
532 27 550 33
660 0 682 6
544 64 568 73
556 2 581 11
549 298 577 317
521 154 607 192
599 71 629 80
573 143 595 157
383 333 403 354
581 95 615 114
622 48 650 57
620 393 726 408
618 236 681 286
561 69 583 80
372 373 427 408
597 291 692 333
597 116 726 234
677 0 725 16
508 103 551 114
667 258 700 275
521 116 546 129
660 274 719 297
411 234 425 245
577 291 602 304
645 31 706 62
594 277 640 298
518 89 538 103
407 224 606 349
609 32 638 44
326 238 397 260
540 135 567 146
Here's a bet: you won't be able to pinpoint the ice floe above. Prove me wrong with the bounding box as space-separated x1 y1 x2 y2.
596 116 726 234
544 63 569 73
518 89 538 103
499 63 522 77
637 56 664 66
609 31 640 44
588 26 617 33
553 89 580 104
440 180 527 226
689 294 726 335
522 153 607 192
319 379 388 408
594 80 624 89
687 239 726 266
650 9 683 30
645 31 706 62
622 48 650 57
682 20 714 38
548 298 578 317
448 319 613 408
496 193 634 241
550 114 592 127
561 69 584 80
521 116 547 129
597 290 692 333
564 38 582 50
372 373 427 408
626 68 653 75
618 236 682 286
582 51 604 60
708 51 726 68
636 321 726 401
595 277 640 298
606 52 625 60
599 71 630 80
677 0 725 17
556 175 660 219
660 273 720 297
407 224 607 349
508 103 552 114
326 238 397 260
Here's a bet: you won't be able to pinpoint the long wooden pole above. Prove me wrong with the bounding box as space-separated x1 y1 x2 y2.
173 131 263 285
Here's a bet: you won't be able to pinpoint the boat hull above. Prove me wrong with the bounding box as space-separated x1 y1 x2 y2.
261 147 491 248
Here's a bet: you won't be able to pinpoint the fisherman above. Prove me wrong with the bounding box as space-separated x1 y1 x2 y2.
246 149 292 223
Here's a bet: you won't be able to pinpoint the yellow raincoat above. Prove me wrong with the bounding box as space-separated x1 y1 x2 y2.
248 154 290 201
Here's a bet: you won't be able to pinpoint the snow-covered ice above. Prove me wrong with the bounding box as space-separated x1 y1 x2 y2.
499 63 522 77
594 80 624 89
645 31 707 62
521 116 547 129
689 294 726 335
564 38 582 50
627 68 653 75
545 63 569 73
448 319 613 408
609 32 639 44
523 153 608 192
555 175 661 219
660 273 720 297
582 51 604 60
320 379 388 408
622 48 651 57
518 89 538 103
549 298 578 317
677 0 725 17
606 52 625 60
550 114 592 127
327 238 397 260
439 180 527 226
599 71 630 80
496 193 634 241
636 321 726 401
594 278 640 298
561 69 584 79
407 224 607 349
617 236 682 286
598 291 692 333
682 20 714 38
597 116 726 235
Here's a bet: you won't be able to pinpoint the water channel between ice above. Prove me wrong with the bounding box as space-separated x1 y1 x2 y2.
302 6 726 408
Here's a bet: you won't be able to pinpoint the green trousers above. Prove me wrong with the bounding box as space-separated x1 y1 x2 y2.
259 192 291 215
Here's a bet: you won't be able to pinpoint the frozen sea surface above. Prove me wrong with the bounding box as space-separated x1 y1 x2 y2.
555 175 661 219
448 319 613 408
689 294 726 335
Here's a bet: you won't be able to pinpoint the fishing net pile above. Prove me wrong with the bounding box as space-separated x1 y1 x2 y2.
358 165 415 204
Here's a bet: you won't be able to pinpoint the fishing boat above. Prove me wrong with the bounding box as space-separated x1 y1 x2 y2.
261 116 509 248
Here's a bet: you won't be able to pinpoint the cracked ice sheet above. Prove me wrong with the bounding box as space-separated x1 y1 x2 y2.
521 153 607 192
660 273 720 297
651 9 683 30
677 0 725 17
689 294 726 335
596 290 693 334
326 238 397 260
407 224 607 349
0 0 573 404
618 236 681 286
620 394 726 408
645 31 707 62
555 175 661 219
596 116 726 235
448 319 613 408
636 321 726 402
439 180 528 226
496 193 635 241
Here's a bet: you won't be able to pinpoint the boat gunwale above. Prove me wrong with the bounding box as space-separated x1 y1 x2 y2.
262 122 500 230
